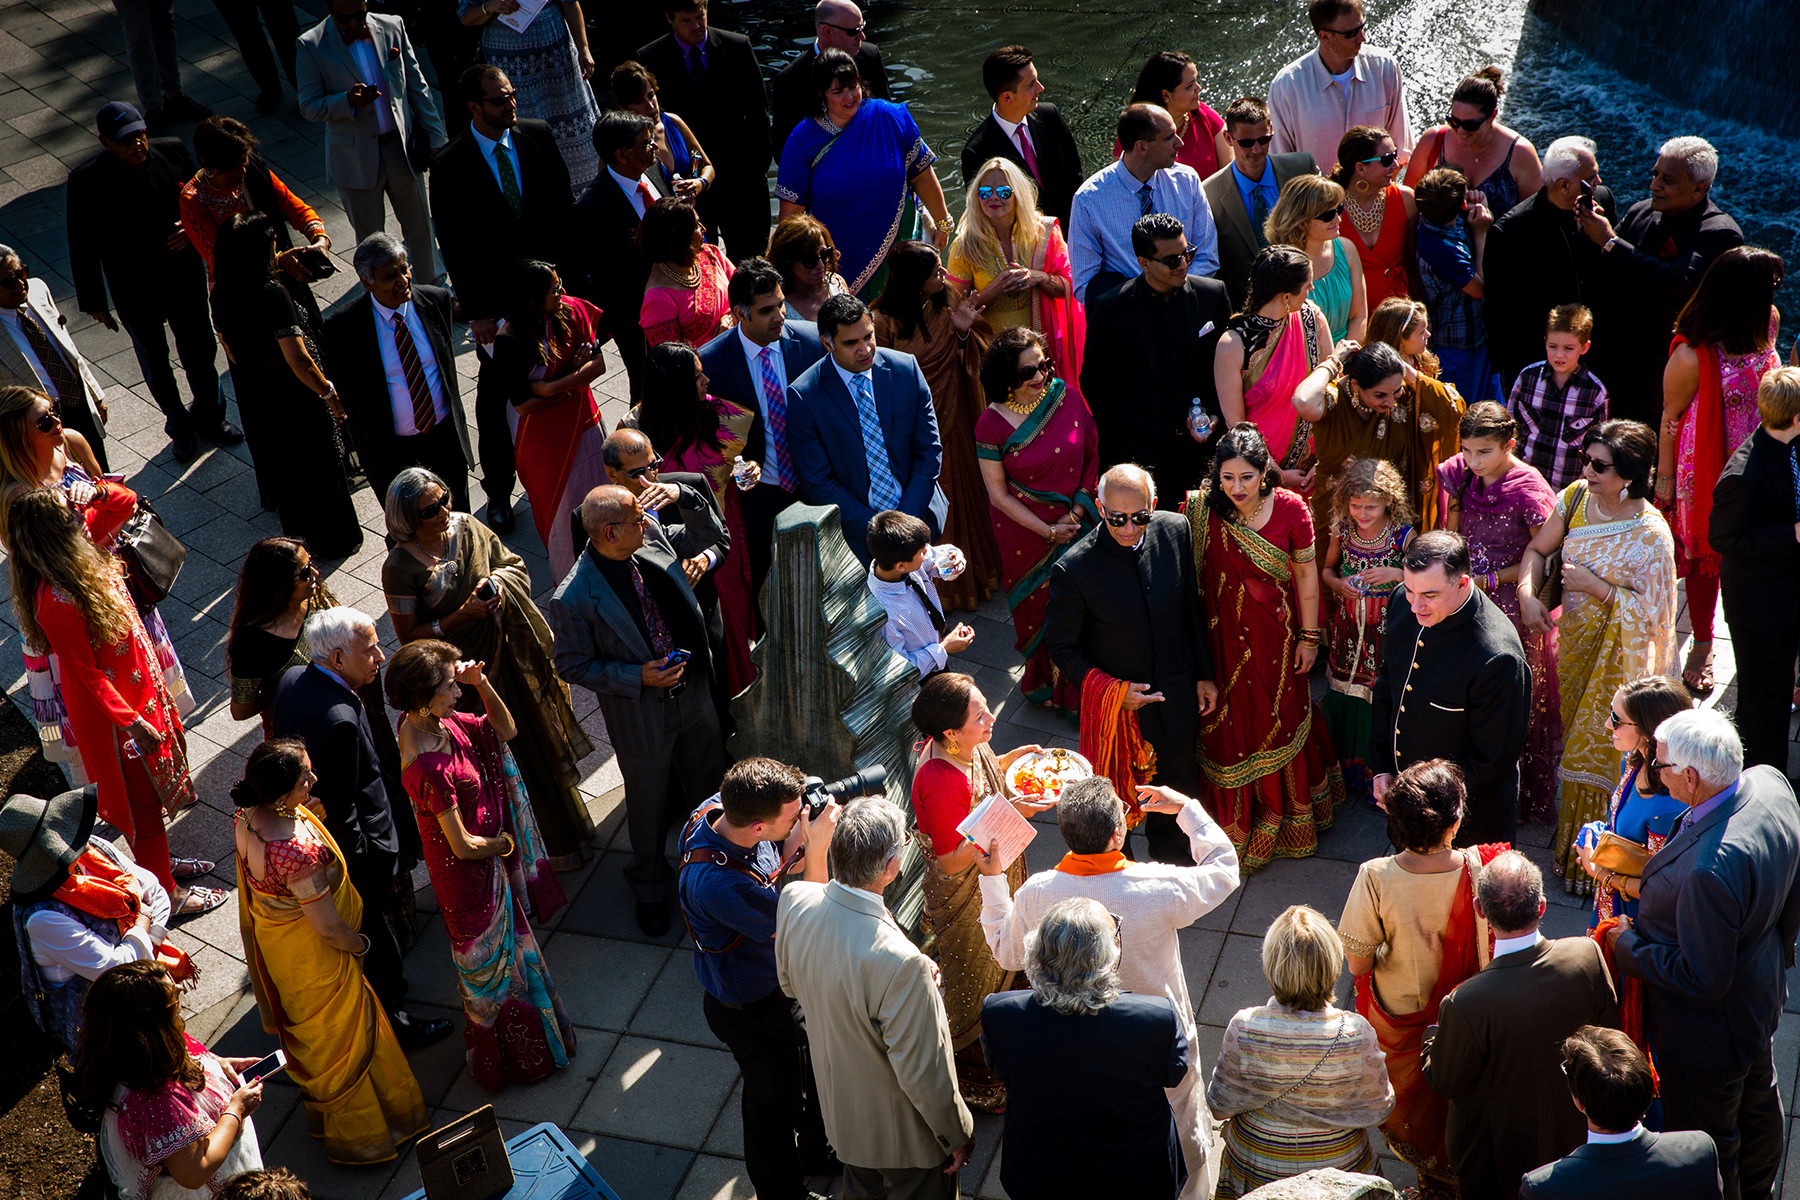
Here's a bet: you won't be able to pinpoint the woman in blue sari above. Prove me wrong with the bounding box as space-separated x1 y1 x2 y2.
776 48 954 300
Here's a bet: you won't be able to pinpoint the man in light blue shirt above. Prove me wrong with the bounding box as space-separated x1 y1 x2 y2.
1068 103 1218 302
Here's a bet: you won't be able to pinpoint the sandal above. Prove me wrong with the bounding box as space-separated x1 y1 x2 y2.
170 857 216 880
173 885 229 919
1682 640 1715 694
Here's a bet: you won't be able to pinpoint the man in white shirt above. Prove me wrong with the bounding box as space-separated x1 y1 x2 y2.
0 245 110 467
977 776 1239 1199
1266 0 1413 172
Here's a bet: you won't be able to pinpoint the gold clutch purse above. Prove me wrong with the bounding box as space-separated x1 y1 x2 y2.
1591 830 1650 878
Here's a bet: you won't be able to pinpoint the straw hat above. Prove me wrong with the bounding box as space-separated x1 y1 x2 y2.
0 785 99 896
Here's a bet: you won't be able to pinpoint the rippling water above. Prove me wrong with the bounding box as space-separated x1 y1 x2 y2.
702 0 1794 353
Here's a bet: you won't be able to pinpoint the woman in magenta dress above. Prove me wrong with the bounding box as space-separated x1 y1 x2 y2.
1214 245 1333 489
975 328 1100 713
1436 403 1561 824
390 641 574 1093
638 197 735 349
1333 127 1418 311
1113 50 1229 178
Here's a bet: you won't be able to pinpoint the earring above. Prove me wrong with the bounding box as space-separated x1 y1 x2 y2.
1619 484 1630 503
946 734 960 757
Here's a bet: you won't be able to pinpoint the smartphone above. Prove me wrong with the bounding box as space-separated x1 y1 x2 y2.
294 246 337 278
242 1049 287 1083
664 648 692 669
475 578 499 601
1577 177 1595 198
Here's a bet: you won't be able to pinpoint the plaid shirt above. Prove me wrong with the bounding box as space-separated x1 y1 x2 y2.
1508 360 1609 489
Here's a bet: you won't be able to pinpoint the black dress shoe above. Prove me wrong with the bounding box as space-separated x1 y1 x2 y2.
201 419 245 446
485 496 514 534
171 432 199 463
636 899 671 937
389 1010 455 1049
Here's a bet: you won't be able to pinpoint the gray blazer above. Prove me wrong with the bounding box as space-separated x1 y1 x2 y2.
1616 765 1800 1077
295 12 446 190
0 279 107 429
1202 152 1318 310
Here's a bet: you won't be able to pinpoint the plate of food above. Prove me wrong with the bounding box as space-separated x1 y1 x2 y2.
1007 748 1094 802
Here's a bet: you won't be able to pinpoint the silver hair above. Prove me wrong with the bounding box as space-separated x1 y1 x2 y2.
1097 462 1156 509
304 606 376 664
0 243 16 263
1541 136 1597 183
1655 708 1743 789
1057 777 1124 854
352 232 407 282
1475 850 1543 933
828 795 907 889
1024 897 1121 1016
1658 136 1718 187
384 467 452 543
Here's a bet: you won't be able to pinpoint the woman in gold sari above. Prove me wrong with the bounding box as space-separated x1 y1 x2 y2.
906 672 1052 1112
381 469 595 871
1518 420 1677 895
232 739 427 1165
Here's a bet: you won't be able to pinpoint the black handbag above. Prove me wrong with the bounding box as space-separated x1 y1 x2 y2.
116 500 187 609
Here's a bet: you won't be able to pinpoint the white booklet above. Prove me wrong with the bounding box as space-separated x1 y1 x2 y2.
497 0 548 36
955 793 1036 871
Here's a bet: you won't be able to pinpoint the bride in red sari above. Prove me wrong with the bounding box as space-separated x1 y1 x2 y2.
1185 423 1344 871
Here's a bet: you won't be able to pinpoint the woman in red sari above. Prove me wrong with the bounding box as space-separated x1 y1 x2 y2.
5 488 197 905
1186 424 1344 870
485 260 609 583
1333 127 1419 311
975 328 1099 713
1339 759 1507 1199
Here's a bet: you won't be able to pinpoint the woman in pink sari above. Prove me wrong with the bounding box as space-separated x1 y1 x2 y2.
485 261 609 583
1214 245 1333 493
947 157 1085 407
975 328 1099 713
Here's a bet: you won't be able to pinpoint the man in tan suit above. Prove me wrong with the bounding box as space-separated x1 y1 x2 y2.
1421 851 1619 1200
1201 95 1317 310
776 796 975 1199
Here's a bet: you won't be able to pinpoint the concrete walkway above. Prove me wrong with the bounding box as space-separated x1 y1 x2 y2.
1 0 1798 1196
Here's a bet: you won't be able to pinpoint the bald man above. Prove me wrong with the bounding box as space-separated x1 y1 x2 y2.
772 0 891 149
545 484 728 935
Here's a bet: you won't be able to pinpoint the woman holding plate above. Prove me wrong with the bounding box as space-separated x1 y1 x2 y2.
908 671 1056 1113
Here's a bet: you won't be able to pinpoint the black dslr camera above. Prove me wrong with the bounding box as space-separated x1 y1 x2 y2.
802 765 887 819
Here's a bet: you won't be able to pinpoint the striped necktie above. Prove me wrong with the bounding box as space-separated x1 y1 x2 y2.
1138 182 1154 216
758 347 793 490
17 309 82 405
849 372 902 511
390 311 436 433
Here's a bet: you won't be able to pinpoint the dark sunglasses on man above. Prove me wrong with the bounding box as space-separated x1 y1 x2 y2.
1233 134 1274 150
1148 246 1199 270
1103 509 1153 528
627 456 664 479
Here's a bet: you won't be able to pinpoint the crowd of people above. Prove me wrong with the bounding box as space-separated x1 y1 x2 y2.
2 0 1797 1195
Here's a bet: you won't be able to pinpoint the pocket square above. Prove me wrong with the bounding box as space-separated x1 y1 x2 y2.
387 45 400 60
1196 321 1215 338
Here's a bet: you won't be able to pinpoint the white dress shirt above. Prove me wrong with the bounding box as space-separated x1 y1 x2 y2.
1586 1123 1645 1145
473 125 521 196
610 165 662 218
25 844 171 986
346 37 397 136
370 295 449 436
0 306 56 393
867 557 950 678
1491 930 1546 960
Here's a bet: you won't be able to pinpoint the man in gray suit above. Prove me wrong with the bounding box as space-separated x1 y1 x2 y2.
296 0 447 280
1202 95 1317 310
546 484 729 936
0 245 109 469
1610 709 1800 1200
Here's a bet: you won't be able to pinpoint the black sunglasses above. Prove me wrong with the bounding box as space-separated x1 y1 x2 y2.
0 263 27 286
1148 246 1199 270
294 559 319 582
820 19 866 36
1103 509 1153 528
1016 360 1053 385
1605 710 1633 728
417 495 449 520
33 405 60 433
976 185 1014 201
799 246 839 266
1648 759 1680 773
1233 133 1274 150
1444 113 1488 133
479 89 519 106
1314 202 1347 222
627 455 664 479
1325 21 1365 37
1359 151 1400 169
1580 452 1616 475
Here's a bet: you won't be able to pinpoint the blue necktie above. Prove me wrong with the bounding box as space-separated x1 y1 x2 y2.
849 372 902 511
1789 444 1800 521
1138 182 1154 217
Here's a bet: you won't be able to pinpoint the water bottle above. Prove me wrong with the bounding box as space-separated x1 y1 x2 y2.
731 455 753 490
1187 399 1215 443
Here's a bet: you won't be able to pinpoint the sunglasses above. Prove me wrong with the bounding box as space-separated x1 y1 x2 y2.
1605 710 1633 729
33 405 61 433
799 246 839 266
1580 453 1616 475
0 264 27 286
1314 202 1347 222
479 89 519 106
1444 114 1488 133
1648 759 1681 774
1325 21 1365 37
1232 133 1274 150
1359 151 1400 168
1103 509 1153 527
626 456 664 479
976 185 1014 201
1148 246 1199 270
417 495 449 520
1016 360 1054 385
821 19 866 36
294 560 319 582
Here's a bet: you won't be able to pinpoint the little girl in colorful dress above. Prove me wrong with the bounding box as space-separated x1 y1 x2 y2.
1320 457 1415 798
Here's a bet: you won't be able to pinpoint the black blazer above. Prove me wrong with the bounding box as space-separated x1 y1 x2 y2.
66 137 209 316
637 29 771 196
429 119 573 322
1710 426 1800 631
270 664 399 858
322 284 473 487
1483 185 1617 391
982 990 1188 1200
563 173 651 351
1520 1128 1722 1199
960 104 1083 232
772 42 890 151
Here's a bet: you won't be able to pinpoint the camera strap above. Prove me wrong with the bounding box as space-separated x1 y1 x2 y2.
678 803 793 956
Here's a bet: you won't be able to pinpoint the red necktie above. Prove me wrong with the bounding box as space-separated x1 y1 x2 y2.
1014 124 1042 181
636 180 655 214
390 312 436 433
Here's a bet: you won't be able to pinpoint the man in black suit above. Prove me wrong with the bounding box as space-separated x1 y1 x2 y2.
271 607 451 1048
960 45 1082 233
771 0 890 150
698 258 828 600
1202 95 1318 310
564 110 659 404
66 101 240 462
324 233 472 513
1080 213 1232 504
1045 464 1218 863
638 0 772 260
1610 710 1800 1200
1522 1025 1721 1199
430 65 574 528
1709 367 1800 776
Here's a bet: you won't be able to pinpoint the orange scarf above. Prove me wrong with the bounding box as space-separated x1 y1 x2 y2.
51 848 198 986
1591 916 1656 1090
1078 668 1156 828
1055 850 1131 876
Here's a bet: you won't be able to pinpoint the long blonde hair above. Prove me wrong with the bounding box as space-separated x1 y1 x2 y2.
1265 174 1345 250
6 486 134 652
951 156 1047 274
0 385 50 496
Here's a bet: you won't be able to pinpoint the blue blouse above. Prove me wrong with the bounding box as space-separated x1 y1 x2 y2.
1587 763 1686 927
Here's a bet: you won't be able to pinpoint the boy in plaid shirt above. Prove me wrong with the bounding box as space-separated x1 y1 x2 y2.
1507 304 1608 488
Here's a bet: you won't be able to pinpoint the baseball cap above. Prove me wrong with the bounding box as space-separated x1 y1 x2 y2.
96 100 147 141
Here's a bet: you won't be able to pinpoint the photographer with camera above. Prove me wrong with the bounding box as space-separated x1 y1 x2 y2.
678 757 848 1200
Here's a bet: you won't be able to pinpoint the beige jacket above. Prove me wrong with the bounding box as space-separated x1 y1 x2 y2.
776 880 973 1169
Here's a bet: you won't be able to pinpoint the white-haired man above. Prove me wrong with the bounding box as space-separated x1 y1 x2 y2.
977 777 1238 1198
271 607 451 1048
1575 135 1744 426
1608 708 1800 1200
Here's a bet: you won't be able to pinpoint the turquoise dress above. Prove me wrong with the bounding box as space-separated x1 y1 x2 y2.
1313 237 1354 343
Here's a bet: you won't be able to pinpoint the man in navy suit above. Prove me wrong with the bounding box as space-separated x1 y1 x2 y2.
784 293 941 564
1610 709 1800 1200
1521 1025 1721 1199
698 257 827 597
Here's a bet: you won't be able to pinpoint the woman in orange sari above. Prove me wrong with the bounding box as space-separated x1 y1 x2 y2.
1339 759 1506 1198
485 260 609 583
1213 246 1333 492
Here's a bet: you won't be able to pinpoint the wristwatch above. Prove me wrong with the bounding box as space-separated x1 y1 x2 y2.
933 217 954 235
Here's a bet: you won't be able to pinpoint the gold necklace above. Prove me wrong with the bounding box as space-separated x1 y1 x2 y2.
1344 187 1385 243
1002 389 1043 416
662 261 702 288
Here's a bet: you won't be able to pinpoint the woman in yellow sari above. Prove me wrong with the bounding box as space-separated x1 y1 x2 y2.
232 739 427 1165
1518 420 1677 895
